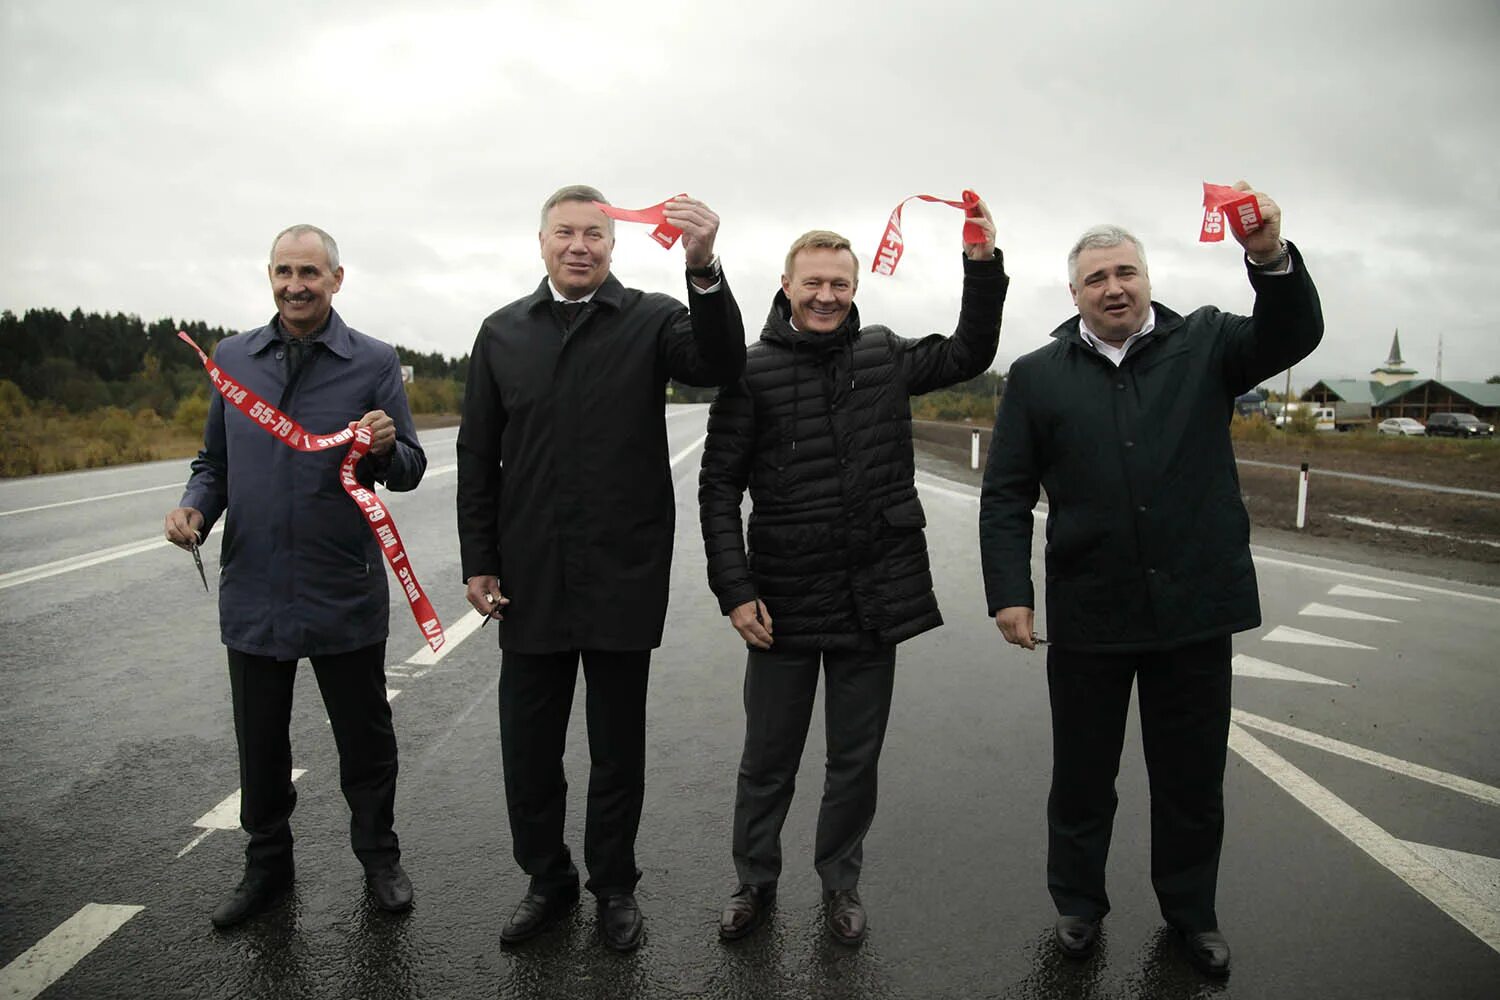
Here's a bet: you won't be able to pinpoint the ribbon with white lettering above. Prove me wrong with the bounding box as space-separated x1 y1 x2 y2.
872 189 985 276
1199 182 1263 243
594 195 688 248
177 331 446 653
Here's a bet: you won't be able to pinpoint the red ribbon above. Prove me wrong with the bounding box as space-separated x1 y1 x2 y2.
594 195 687 249
178 331 446 653
872 190 984 276
1200 182 1263 243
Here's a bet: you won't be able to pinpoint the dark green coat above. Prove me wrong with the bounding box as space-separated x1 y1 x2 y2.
979 244 1322 651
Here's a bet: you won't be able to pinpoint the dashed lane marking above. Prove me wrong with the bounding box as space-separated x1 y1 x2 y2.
0 903 144 1000
1232 653 1347 686
1327 584 1419 602
1231 710 1500 807
0 483 180 517
176 769 308 858
1252 553 1500 606
1261 625 1375 650
0 536 171 591
1229 723 1500 954
1298 602 1399 623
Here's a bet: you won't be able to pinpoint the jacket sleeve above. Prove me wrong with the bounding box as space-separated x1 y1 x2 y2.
698 378 758 614
979 359 1042 615
360 346 426 492
899 252 1009 396
456 325 505 582
658 273 747 387
1219 241 1324 394
179 387 229 542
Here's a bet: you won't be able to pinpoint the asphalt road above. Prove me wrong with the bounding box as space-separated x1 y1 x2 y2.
1 405 1497 1000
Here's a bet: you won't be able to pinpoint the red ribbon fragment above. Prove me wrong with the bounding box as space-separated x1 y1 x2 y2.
872 190 985 276
594 195 687 248
178 331 446 653
1200 182 1263 243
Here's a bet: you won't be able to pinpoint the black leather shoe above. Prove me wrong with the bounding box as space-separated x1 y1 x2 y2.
210 866 293 929
499 884 579 945
719 883 776 941
824 888 866 946
597 893 644 952
366 862 413 913
1180 928 1231 978
1054 915 1101 958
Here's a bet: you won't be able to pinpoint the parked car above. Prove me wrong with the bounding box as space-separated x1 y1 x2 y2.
1377 417 1426 436
1424 412 1495 438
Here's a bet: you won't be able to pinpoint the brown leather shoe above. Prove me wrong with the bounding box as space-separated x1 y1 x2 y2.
719 883 776 941
1180 928 1231 978
1054 915 1101 958
824 888 866 946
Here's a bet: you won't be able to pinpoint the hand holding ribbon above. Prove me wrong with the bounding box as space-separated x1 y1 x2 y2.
1200 180 1282 256
595 194 721 268
872 189 988 276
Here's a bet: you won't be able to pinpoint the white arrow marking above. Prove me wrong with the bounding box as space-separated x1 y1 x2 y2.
1232 654 1347 686
1328 584 1419 602
1261 625 1376 650
1231 710 1500 807
0 903 145 1000
1229 723 1500 953
177 769 309 858
1299 602 1399 623
406 609 486 666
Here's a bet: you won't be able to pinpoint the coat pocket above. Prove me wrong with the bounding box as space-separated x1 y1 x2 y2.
880 496 927 530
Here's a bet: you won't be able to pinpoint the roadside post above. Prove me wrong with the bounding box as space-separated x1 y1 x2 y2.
971 429 981 470
1296 462 1309 529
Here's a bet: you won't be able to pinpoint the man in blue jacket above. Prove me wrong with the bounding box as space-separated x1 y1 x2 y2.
980 182 1322 978
165 224 426 928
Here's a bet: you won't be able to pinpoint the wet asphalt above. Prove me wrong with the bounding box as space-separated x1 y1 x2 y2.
1 408 1498 999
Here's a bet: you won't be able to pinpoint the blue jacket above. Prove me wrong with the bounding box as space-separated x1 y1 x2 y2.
181 309 426 659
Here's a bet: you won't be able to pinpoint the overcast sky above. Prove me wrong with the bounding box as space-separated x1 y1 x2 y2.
3 0 1498 388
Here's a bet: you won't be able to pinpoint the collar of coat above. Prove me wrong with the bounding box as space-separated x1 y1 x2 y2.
760 289 863 354
522 272 628 315
1049 300 1185 356
245 308 356 359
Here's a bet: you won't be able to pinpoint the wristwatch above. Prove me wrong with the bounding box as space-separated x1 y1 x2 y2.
686 255 722 280
1247 240 1289 270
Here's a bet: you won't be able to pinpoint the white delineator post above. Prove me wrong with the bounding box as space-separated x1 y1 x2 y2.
1296 462 1309 529
971 429 981 471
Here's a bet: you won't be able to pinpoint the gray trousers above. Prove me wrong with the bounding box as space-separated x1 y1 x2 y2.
732 644 897 891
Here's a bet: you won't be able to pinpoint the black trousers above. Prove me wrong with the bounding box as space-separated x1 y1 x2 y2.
498 649 650 898
226 641 399 874
1045 635 1232 933
733 645 897 892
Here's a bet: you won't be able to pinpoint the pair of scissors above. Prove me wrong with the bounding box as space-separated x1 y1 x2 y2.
190 536 209 592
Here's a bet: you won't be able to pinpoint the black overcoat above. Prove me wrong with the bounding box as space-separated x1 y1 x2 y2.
456 272 745 652
700 254 1008 650
979 244 1323 651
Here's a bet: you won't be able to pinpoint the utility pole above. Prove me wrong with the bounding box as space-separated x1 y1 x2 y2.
1437 332 1444 382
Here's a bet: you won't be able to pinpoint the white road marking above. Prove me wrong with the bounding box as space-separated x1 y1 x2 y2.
0 536 171 591
1398 841 1500 916
1328 584 1420 602
1229 723 1500 953
1232 653 1347 686
406 610 486 666
177 769 308 858
1261 625 1375 650
1329 515 1500 549
669 434 707 470
0 483 180 517
388 688 402 703
1231 710 1500 807
0 903 145 1000
1298 602 1399 623
916 478 981 504
1252 552 1500 606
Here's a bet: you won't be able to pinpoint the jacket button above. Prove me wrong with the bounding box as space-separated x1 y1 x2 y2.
1137 505 1147 513
1124 440 1135 448
1116 382 1125 390
276 350 285 360
1146 567 1157 575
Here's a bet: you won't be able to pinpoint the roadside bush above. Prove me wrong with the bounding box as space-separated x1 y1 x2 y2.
174 394 211 433
1286 407 1318 434
0 379 29 419
1231 414 1273 442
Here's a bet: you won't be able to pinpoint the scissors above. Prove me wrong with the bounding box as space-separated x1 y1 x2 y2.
190 536 209 592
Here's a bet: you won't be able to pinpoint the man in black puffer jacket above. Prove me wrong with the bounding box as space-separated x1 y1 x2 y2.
699 214 1007 945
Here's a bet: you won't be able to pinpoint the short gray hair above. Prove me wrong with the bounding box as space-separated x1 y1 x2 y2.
270 224 340 271
1067 225 1146 285
540 184 613 234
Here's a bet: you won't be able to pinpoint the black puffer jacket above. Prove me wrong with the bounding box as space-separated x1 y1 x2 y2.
699 254 1008 650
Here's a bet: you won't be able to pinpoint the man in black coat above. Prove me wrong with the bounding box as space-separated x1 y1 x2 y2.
979 182 1323 978
699 212 1006 945
456 185 745 951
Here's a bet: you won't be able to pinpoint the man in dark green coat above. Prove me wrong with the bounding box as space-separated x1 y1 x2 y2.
979 182 1322 978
